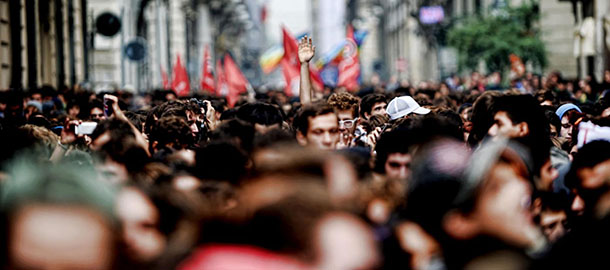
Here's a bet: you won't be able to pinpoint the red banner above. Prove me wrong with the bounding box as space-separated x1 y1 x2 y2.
337 25 360 91
161 65 170 89
224 54 249 107
172 54 191 96
200 45 215 93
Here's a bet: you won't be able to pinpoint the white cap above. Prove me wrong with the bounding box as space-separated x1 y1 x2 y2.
386 96 430 120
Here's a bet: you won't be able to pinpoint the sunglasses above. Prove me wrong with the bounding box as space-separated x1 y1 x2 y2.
339 118 358 128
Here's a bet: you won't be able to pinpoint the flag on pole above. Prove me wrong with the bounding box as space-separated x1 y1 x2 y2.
337 25 360 91
161 65 170 89
172 54 191 96
215 59 229 97
200 45 215 93
224 54 250 107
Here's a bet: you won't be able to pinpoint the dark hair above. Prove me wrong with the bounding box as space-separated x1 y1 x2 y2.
144 100 186 135
535 89 558 105
566 140 610 190
360 93 387 118
150 116 193 151
209 119 255 153
195 141 249 185
236 102 284 126
292 102 336 136
124 111 146 133
467 91 502 148
543 107 561 137
88 99 104 115
492 94 551 175
253 128 296 150
90 118 135 142
374 129 414 173
98 136 150 173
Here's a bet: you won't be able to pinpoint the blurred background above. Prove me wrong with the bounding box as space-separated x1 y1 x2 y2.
0 0 608 93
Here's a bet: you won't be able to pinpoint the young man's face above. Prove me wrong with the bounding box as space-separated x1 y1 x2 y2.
367 102 387 119
384 153 411 180
90 107 106 122
575 159 610 217
299 113 340 150
488 111 522 138
30 93 42 103
539 209 567 243
337 109 357 134
470 162 540 248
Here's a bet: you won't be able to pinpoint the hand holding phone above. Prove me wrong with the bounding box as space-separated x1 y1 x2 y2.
75 122 98 135
103 96 115 117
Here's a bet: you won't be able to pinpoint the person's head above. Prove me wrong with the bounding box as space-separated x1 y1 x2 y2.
1 158 118 270
374 129 415 180
236 102 284 134
209 119 255 153
116 186 164 263
488 95 552 184
566 140 610 218
116 184 204 266
360 93 387 120
534 192 570 243
444 139 542 249
66 101 81 119
28 89 43 103
467 91 502 148
488 95 548 140
195 141 249 185
386 96 430 121
328 92 360 135
149 116 194 153
293 102 340 150
559 109 584 143
89 99 106 122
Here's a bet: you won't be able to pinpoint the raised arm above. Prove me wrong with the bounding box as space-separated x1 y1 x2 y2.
298 35 315 105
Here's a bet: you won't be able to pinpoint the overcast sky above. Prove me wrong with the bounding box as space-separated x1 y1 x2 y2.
265 0 312 44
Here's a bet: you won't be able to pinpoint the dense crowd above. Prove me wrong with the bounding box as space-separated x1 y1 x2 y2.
1 37 610 270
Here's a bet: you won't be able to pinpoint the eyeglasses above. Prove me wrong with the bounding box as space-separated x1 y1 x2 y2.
339 118 358 128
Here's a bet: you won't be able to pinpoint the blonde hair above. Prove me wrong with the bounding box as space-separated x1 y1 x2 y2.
19 124 60 156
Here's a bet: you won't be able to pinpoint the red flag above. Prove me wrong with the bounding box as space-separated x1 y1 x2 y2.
280 58 300 97
200 45 215 93
215 59 229 97
280 26 324 96
337 25 360 91
224 54 249 107
161 65 170 89
172 54 191 96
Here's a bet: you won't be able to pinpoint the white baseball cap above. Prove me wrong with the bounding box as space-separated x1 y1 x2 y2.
386 96 430 120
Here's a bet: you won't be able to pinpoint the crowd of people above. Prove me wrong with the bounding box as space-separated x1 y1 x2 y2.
1 36 610 270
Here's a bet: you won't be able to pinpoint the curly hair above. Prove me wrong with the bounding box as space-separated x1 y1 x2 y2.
327 92 360 117
150 116 193 150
